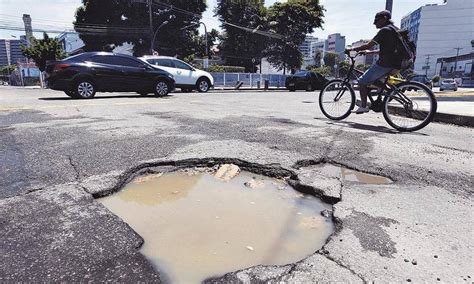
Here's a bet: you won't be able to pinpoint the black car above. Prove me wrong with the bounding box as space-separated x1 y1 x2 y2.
285 71 328 91
45 52 175 99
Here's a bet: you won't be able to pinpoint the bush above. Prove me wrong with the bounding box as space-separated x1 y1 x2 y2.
208 64 245 73
431 75 440 83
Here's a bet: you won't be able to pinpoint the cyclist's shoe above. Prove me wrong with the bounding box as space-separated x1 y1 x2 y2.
356 99 371 108
353 106 370 114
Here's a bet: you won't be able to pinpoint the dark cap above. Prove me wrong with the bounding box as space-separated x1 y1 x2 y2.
375 10 392 20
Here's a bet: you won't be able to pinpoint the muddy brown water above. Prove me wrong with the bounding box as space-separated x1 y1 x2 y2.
99 170 334 284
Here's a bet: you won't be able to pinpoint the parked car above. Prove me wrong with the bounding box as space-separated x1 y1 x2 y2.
409 75 433 89
285 71 328 91
439 79 458 91
139 56 214 92
45 52 175 99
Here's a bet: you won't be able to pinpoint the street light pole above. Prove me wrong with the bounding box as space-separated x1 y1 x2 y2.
151 20 169 54
180 22 208 68
385 0 393 12
147 0 153 49
453 47 462 78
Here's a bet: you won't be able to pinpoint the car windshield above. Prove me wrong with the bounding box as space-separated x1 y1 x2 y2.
294 71 307 76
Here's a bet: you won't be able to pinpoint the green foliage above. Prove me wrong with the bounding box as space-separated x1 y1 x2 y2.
74 0 207 57
215 0 268 72
208 64 245 73
264 0 324 73
308 65 331 77
183 54 195 64
313 49 323 67
323 52 338 68
356 64 370 71
431 75 441 83
0 65 16 76
21 33 65 72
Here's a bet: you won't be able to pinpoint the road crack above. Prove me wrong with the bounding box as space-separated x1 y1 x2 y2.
318 251 367 282
67 155 80 181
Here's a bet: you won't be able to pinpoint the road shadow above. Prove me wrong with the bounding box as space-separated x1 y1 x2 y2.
39 94 174 101
320 119 429 136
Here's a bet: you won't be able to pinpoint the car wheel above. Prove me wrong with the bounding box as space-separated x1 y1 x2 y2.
74 79 96 99
439 88 443 91
196 78 210 93
306 83 314 92
454 88 457 91
154 80 170 97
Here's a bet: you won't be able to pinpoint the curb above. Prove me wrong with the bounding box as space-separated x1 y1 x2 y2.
433 112 474 128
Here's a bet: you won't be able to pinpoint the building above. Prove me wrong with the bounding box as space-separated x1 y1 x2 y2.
299 36 326 68
436 52 473 85
0 39 28 67
56 32 85 54
350 40 379 66
326 33 346 61
401 0 473 78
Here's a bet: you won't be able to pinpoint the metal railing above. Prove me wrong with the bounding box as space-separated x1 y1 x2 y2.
210 72 287 88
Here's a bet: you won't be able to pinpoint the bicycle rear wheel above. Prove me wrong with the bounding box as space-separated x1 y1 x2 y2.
383 81 437 132
319 79 355 120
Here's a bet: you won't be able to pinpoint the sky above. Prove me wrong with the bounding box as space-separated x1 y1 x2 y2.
0 0 445 44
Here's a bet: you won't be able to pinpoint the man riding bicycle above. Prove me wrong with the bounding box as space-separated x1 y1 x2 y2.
345 10 402 114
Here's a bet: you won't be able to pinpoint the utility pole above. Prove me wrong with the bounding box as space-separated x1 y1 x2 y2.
385 0 393 12
148 0 154 53
424 54 431 77
453 47 462 78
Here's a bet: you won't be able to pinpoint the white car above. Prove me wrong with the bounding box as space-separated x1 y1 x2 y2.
140 56 214 92
439 79 458 91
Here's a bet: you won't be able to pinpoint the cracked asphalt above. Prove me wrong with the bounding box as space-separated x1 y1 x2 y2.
1 87 473 282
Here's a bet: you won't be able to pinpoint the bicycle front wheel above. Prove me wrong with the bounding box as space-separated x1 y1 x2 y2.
319 79 355 120
383 81 437 132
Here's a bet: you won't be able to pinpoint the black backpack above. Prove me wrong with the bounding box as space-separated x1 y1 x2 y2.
388 26 416 70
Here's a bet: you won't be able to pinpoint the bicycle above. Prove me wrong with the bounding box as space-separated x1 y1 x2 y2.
319 51 437 132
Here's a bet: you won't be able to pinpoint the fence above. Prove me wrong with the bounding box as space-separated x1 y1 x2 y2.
210 73 287 88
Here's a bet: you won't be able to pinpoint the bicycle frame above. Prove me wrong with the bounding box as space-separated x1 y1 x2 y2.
340 52 414 110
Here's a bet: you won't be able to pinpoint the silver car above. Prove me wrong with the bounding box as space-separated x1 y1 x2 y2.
439 79 458 91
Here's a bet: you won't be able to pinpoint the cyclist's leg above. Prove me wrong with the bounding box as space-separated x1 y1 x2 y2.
358 64 394 109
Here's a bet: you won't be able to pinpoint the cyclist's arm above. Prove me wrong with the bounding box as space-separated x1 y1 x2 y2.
346 40 377 52
364 49 379 54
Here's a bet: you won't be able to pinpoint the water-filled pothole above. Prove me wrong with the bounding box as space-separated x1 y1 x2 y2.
316 163 392 184
99 166 334 283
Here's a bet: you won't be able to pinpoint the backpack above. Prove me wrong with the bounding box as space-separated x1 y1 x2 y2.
387 26 416 70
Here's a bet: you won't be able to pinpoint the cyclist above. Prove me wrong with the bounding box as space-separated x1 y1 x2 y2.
345 10 402 114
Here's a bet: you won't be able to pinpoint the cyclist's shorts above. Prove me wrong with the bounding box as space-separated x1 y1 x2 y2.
358 64 394 86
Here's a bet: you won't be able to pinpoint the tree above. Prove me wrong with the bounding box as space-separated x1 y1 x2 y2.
314 49 323 67
0 65 16 76
323 52 338 69
21 33 65 72
215 0 268 72
74 0 206 57
264 0 324 74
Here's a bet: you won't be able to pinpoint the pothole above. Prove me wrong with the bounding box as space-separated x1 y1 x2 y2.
98 165 334 284
315 163 393 184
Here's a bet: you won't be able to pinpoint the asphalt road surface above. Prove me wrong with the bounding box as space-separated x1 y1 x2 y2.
1 87 472 282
